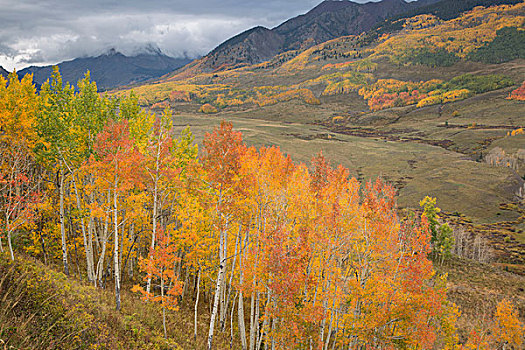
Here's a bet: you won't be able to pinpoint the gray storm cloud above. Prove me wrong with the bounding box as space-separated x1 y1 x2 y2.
0 0 385 71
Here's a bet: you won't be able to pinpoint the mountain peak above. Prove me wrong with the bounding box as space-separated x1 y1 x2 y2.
0 66 9 79
377 0 408 4
104 48 120 56
134 43 164 56
306 0 358 15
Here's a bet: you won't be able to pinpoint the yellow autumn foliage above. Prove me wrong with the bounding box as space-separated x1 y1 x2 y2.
442 89 472 103
200 103 218 114
404 14 441 30
417 95 443 108
374 2 525 59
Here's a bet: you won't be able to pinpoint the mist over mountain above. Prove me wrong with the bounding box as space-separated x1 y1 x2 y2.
7 0 523 90
18 47 191 91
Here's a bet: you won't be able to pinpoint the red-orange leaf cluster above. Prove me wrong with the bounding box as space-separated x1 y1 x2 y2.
508 81 525 101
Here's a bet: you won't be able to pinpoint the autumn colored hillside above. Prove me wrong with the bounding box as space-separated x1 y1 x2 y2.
113 2 525 266
116 2 525 107
1 68 524 349
1 0 525 349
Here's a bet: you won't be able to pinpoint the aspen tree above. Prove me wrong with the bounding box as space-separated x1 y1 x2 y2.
202 121 245 350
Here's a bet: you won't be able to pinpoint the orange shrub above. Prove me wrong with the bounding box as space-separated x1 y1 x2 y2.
200 103 218 114
151 101 169 109
508 81 525 101
332 116 345 124
359 79 441 111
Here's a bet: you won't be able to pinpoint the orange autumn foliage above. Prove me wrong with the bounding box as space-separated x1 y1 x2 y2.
462 299 524 349
490 299 524 349
359 79 443 111
228 146 453 349
200 103 218 114
133 228 183 310
3 64 507 349
151 101 169 109
508 81 525 101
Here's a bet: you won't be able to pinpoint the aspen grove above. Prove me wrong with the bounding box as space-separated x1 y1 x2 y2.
2 69 523 349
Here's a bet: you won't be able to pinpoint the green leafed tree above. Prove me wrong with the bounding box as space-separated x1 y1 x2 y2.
34 66 78 276
420 196 454 261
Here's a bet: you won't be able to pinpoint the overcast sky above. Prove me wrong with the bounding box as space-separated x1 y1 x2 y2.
0 0 393 71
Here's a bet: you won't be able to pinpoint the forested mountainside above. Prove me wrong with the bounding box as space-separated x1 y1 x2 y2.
176 0 521 75
385 0 523 21
121 2 525 128
183 0 437 73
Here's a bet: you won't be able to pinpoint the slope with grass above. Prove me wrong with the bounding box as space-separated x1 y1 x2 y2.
1 244 523 348
0 253 238 349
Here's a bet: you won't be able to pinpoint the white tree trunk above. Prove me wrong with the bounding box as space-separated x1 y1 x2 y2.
271 317 276 350
254 293 260 350
249 242 260 350
96 202 110 288
230 291 238 349
128 223 134 277
222 225 240 331
161 266 167 338
194 267 201 341
249 291 256 350
113 181 121 311
256 292 271 350
72 174 95 282
146 178 158 294
330 309 339 350
7 229 14 261
88 216 96 282
208 227 226 350
59 168 69 276
146 139 162 295
324 306 335 350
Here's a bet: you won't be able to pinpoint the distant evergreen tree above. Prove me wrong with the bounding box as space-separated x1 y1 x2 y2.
400 48 460 67
420 197 455 262
443 74 514 94
389 0 521 22
361 0 521 47
468 27 525 64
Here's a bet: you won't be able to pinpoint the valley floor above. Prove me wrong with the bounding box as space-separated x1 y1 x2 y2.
168 82 525 271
